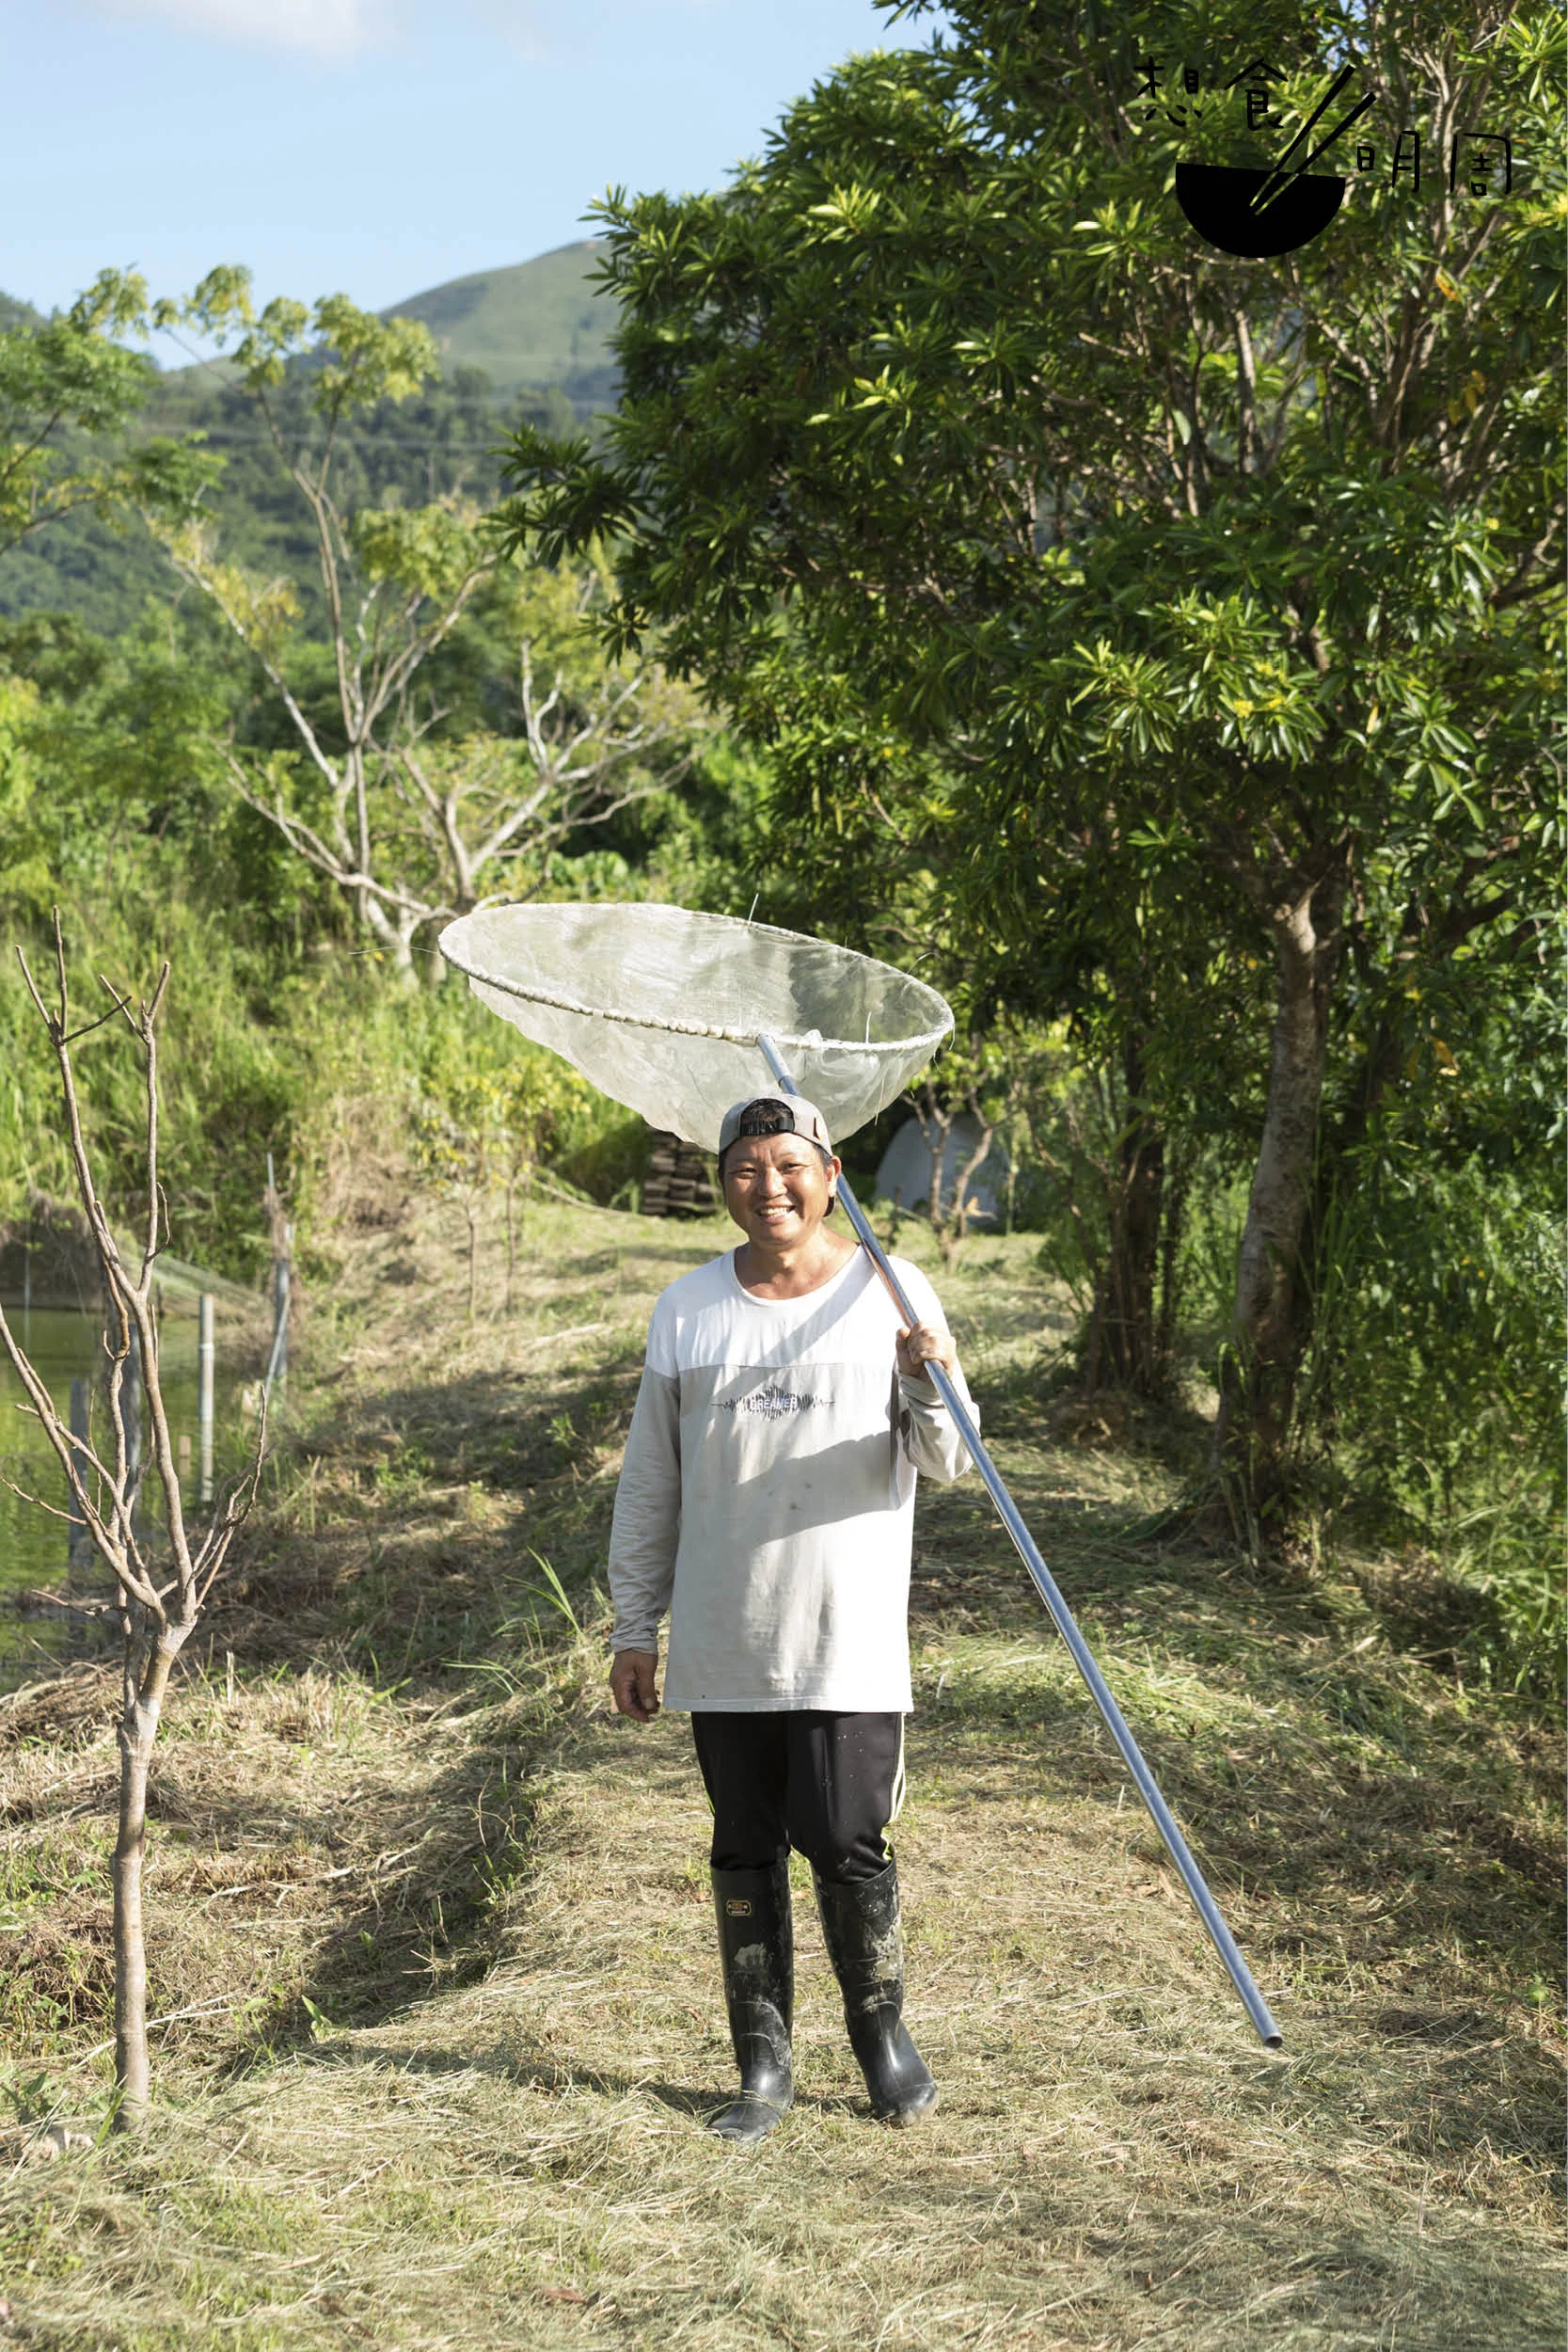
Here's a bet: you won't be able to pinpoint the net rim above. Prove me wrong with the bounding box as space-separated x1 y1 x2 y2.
436 909 955 1060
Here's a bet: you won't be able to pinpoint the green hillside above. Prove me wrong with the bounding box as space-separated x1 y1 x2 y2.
387 240 615 405
0 244 618 632
153 240 618 409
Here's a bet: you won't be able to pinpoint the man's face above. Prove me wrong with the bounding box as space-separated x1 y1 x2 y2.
722 1130 839 1248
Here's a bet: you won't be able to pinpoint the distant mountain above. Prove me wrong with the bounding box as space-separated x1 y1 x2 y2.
159 240 618 412
388 241 616 409
0 243 620 634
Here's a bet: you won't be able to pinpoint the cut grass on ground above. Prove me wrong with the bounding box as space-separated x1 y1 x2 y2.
0 1184 1561 2349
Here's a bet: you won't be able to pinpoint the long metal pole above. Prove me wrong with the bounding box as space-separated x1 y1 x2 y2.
757 1034 1281 2048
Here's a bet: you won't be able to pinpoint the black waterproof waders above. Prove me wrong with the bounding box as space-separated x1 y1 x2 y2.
815 1851 939 2125
707 1861 794 2143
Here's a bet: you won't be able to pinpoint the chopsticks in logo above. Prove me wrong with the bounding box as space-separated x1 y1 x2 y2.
1249 62 1379 213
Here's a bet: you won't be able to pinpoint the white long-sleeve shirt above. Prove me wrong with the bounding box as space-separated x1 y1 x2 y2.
607 1247 977 1711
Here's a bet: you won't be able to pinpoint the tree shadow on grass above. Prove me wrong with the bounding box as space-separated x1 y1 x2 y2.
191 1301 1563 2206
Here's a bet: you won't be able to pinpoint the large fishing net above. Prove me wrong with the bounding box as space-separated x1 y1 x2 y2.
437 903 953 1150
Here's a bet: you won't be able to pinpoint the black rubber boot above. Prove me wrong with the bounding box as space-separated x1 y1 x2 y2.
706 1862 794 2143
815 1852 939 2125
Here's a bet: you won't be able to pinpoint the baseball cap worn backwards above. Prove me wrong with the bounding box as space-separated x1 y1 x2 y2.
718 1095 834 1158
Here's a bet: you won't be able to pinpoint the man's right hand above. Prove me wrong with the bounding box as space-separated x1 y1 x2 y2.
610 1649 660 1723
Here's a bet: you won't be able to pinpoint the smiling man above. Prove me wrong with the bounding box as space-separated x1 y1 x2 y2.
607 1093 977 2143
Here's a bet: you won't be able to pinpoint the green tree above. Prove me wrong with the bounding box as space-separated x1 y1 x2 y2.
0 353 573 640
145 273 704 970
499 0 1563 1518
142 273 494 970
0 271 170 554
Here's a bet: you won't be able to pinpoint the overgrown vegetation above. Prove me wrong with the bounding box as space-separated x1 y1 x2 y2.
0 1189 1560 2345
3 0 1559 1630
0 249 597 639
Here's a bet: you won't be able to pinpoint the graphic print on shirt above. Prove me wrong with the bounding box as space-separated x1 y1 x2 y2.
718 1384 833 1419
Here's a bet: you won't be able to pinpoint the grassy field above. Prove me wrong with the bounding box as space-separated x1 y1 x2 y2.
0 1176 1561 2349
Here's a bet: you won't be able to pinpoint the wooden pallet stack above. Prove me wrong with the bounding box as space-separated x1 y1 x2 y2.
641 1132 718 1217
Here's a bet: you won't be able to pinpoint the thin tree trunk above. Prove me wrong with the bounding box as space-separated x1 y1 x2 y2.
1213 858 1348 1519
921 1090 954 1227
1155 1155 1189 1388
1085 1037 1167 1398
114 1629 176 2126
4 927 266 2130
942 1096 994 1270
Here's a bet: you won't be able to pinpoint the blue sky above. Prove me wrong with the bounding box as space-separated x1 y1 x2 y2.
5 0 927 355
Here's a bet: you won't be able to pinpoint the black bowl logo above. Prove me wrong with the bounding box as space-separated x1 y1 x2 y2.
1175 62 1376 258
1175 163 1345 257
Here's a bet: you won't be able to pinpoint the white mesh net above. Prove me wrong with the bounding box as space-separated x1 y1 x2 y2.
437 903 953 1151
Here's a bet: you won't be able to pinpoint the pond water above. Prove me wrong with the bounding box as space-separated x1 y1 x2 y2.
0 1305 247 1691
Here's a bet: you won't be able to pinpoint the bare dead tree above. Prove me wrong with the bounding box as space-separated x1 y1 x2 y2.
145 285 499 973
0 919 264 2125
166 534 700 970
388 621 699 919
160 504 493 972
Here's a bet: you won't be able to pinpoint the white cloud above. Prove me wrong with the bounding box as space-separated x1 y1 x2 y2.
92 0 390 58
80 0 887 62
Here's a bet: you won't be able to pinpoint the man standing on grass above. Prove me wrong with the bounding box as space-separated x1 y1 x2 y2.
607 1093 977 2143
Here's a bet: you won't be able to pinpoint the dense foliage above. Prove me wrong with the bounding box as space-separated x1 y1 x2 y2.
497 0 1563 1555
0 607 723 1283
0 345 576 643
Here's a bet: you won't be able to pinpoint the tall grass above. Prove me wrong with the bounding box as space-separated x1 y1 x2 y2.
1298 1151 1564 1695
1182 1152 1565 1696
0 860 639 1284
